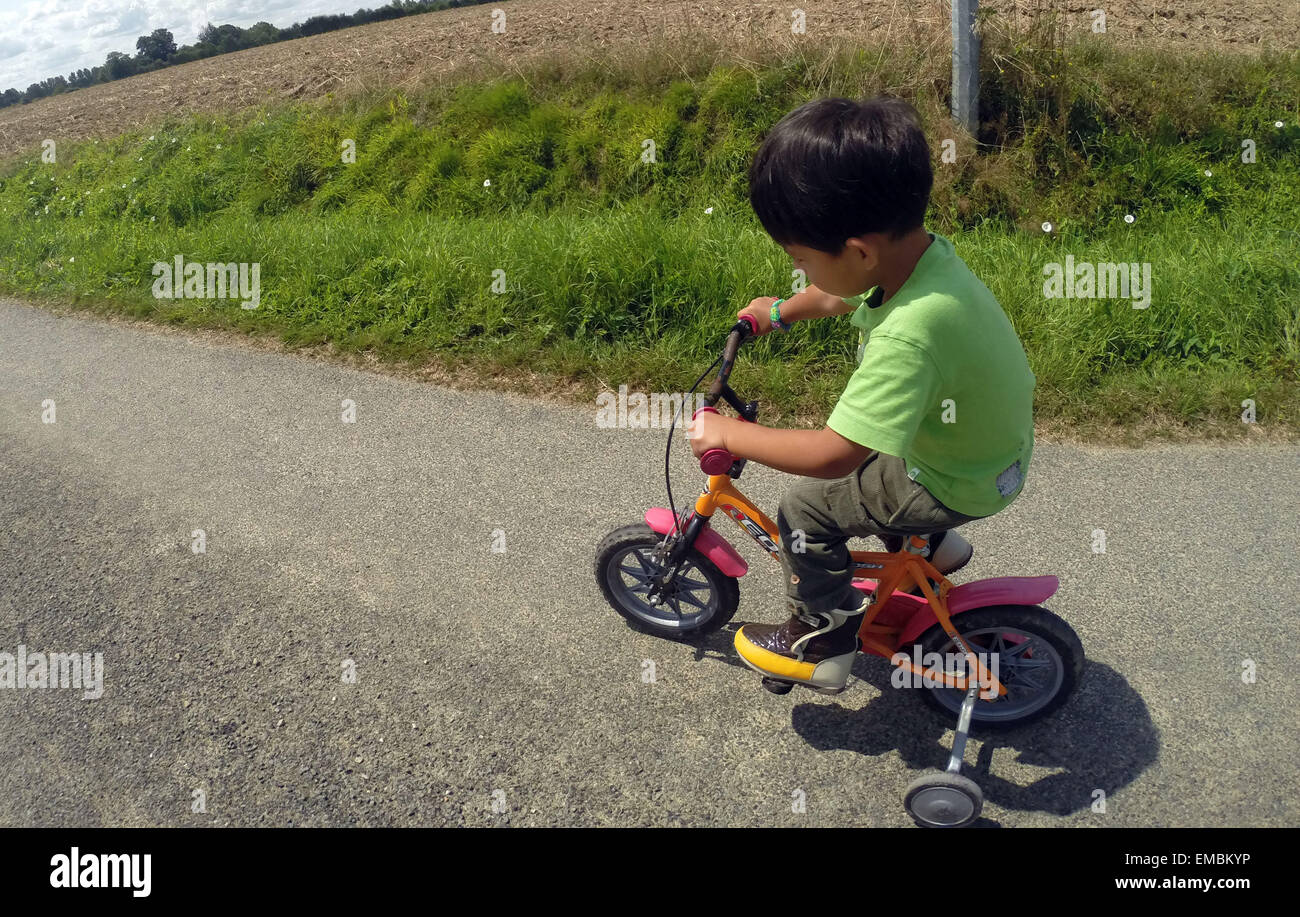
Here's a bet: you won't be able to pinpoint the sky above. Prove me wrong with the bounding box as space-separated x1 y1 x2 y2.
0 0 372 92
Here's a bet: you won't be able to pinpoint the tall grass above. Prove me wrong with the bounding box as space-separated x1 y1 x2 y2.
1 25 1297 439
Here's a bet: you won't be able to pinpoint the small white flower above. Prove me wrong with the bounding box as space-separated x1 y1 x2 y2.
121 183 126 188
137 157 142 161
1041 221 1052 233
483 179 491 187
1204 170 1212 177
150 216 155 222
148 135 154 141
215 144 221 150
705 206 714 214
171 138 177 143
69 257 74 262
1124 214 1135 223
1276 121 1285 128
186 146 191 151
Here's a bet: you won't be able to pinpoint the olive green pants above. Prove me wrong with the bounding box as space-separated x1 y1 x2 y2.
777 451 986 615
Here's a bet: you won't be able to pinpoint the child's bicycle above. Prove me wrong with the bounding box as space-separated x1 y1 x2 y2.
595 316 1086 828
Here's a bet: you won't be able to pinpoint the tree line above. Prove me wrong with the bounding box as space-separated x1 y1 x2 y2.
1 0 492 109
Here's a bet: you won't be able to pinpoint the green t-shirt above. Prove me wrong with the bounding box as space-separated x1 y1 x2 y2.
826 231 1035 517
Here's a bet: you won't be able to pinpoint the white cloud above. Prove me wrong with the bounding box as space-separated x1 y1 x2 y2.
0 0 376 92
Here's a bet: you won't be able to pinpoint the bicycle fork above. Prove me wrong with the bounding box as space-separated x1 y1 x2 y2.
645 510 707 608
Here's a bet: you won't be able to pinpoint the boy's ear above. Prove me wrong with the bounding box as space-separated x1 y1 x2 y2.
843 236 879 270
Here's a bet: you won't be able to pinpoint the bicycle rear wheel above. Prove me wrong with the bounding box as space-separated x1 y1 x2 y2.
911 604 1084 729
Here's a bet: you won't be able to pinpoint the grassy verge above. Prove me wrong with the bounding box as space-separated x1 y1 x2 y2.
1 21 1297 442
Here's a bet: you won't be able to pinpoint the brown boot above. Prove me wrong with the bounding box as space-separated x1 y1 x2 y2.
733 603 863 694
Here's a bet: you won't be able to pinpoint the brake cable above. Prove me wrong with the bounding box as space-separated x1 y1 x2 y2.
663 349 725 542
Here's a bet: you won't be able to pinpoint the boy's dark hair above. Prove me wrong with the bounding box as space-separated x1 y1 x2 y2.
748 95 933 253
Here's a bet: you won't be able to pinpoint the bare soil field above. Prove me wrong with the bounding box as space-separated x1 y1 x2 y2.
1 0 1295 157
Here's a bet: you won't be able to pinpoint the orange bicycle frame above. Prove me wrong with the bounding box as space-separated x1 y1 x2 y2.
691 474 1006 698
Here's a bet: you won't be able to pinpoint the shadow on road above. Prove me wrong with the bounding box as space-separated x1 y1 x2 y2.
682 623 1156 821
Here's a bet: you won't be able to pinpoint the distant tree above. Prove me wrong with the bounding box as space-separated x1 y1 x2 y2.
194 24 248 54
135 28 177 62
104 51 136 80
299 14 349 37
170 45 205 64
245 21 280 46
371 4 408 23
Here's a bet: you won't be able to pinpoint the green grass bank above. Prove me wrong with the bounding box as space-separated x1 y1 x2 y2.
1 22 1298 441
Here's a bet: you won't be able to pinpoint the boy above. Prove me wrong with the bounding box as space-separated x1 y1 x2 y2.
686 96 1035 694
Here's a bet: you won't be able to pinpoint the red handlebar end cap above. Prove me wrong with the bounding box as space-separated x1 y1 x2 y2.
699 449 735 475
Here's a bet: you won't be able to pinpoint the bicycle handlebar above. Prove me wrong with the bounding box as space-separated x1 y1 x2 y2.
692 314 758 475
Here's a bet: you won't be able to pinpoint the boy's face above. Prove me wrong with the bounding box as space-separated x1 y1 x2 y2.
782 238 877 299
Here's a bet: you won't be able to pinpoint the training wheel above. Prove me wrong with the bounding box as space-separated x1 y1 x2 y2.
761 677 795 695
902 770 983 828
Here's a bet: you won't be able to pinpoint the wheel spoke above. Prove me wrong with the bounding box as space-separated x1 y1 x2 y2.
674 589 709 610
618 562 653 584
999 637 1037 663
927 624 1065 721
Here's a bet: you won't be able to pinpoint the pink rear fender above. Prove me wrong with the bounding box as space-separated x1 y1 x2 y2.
643 508 748 578
897 575 1061 645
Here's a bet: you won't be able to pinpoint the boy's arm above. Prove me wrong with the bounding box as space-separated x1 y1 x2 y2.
740 284 858 331
779 284 860 321
718 423 873 479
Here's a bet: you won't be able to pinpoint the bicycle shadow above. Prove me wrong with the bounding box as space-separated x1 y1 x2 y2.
689 625 1156 824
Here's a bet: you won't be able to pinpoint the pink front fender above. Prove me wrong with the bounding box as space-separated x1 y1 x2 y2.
897 575 1061 645
644 508 748 578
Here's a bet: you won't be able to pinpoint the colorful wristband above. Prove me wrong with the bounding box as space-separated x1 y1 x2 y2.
770 299 790 332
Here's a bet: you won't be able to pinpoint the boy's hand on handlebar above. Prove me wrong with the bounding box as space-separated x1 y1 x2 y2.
738 297 780 335
684 411 729 458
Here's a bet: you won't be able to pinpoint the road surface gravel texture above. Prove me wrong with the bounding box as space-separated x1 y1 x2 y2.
1 299 1296 826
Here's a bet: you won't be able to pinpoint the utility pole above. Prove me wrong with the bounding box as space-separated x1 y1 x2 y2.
952 0 979 136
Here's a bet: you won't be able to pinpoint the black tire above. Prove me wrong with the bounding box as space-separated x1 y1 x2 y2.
595 522 739 640
902 770 984 828
910 604 1085 730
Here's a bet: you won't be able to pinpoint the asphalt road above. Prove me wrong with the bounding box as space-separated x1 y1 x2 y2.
1 299 1296 827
